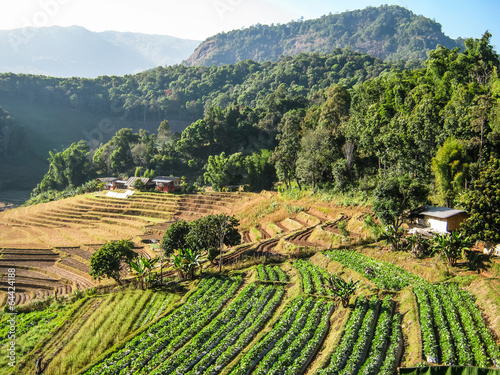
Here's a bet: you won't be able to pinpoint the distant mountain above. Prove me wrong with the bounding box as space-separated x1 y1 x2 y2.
0 26 200 77
186 5 464 66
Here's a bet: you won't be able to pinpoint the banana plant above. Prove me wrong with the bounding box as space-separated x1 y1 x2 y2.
328 274 360 307
170 248 201 280
130 256 160 289
432 232 471 266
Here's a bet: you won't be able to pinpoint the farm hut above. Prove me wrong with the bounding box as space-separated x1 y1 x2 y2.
125 177 155 190
96 177 118 190
411 206 468 233
111 179 127 190
152 176 182 192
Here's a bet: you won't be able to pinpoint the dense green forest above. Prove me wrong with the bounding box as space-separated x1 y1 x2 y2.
186 5 463 66
27 33 500 215
0 48 402 192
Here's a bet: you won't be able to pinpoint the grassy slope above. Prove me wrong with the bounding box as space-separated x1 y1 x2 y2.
4 289 179 375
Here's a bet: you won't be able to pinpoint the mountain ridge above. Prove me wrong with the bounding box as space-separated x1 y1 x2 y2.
0 25 200 78
186 5 464 66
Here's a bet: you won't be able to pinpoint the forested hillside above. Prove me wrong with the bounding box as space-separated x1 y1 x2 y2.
28 32 500 217
186 5 464 66
0 48 398 193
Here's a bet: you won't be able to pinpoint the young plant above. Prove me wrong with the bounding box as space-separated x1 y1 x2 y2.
328 274 359 307
432 232 471 266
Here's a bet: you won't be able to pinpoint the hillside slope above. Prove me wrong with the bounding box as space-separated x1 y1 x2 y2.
186 5 463 66
0 26 200 78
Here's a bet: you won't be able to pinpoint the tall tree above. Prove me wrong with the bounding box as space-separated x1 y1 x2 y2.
89 240 137 284
460 158 500 246
373 173 428 230
271 109 304 189
296 127 335 193
431 137 470 207
203 152 244 191
161 219 190 258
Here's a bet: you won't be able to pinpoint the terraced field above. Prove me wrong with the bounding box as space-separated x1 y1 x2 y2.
1 248 500 375
2 288 179 374
0 191 356 305
0 192 252 304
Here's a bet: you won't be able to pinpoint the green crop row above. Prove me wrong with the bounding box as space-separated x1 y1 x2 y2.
358 296 394 375
294 259 331 295
318 296 370 374
150 284 284 375
196 287 285 375
229 297 306 375
256 265 288 282
325 250 422 291
84 277 242 375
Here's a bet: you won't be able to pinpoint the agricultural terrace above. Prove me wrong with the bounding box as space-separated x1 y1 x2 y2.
0 190 500 374
0 190 365 304
1 242 500 374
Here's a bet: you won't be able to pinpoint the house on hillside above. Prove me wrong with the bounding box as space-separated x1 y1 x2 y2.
125 177 155 190
96 177 127 190
152 176 182 192
410 206 469 234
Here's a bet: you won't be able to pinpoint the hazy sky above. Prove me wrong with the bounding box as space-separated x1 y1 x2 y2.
1 0 499 47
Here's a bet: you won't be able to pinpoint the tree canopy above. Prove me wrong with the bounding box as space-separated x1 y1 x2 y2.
89 240 137 284
460 158 500 244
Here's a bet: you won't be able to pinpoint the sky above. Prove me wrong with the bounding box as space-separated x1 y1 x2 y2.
0 0 499 47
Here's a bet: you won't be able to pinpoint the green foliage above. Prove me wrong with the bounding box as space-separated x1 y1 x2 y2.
432 232 471 266
129 256 160 289
33 140 91 195
328 274 359 307
460 158 500 243
379 225 405 251
203 152 244 191
244 149 276 191
185 214 241 254
170 248 201 280
432 137 470 206
296 127 337 193
372 174 428 229
272 109 304 189
24 179 104 206
161 214 240 272
161 219 190 258
89 239 137 284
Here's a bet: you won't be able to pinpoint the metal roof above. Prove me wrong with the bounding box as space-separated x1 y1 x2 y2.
152 176 181 183
419 206 466 219
125 177 152 186
97 177 118 182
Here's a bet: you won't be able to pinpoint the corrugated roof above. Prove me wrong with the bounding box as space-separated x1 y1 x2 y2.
420 206 466 219
97 177 118 182
125 177 152 186
152 176 181 183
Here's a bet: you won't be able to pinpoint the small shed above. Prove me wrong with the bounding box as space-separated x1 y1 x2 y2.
413 206 468 233
96 177 118 190
152 176 182 192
